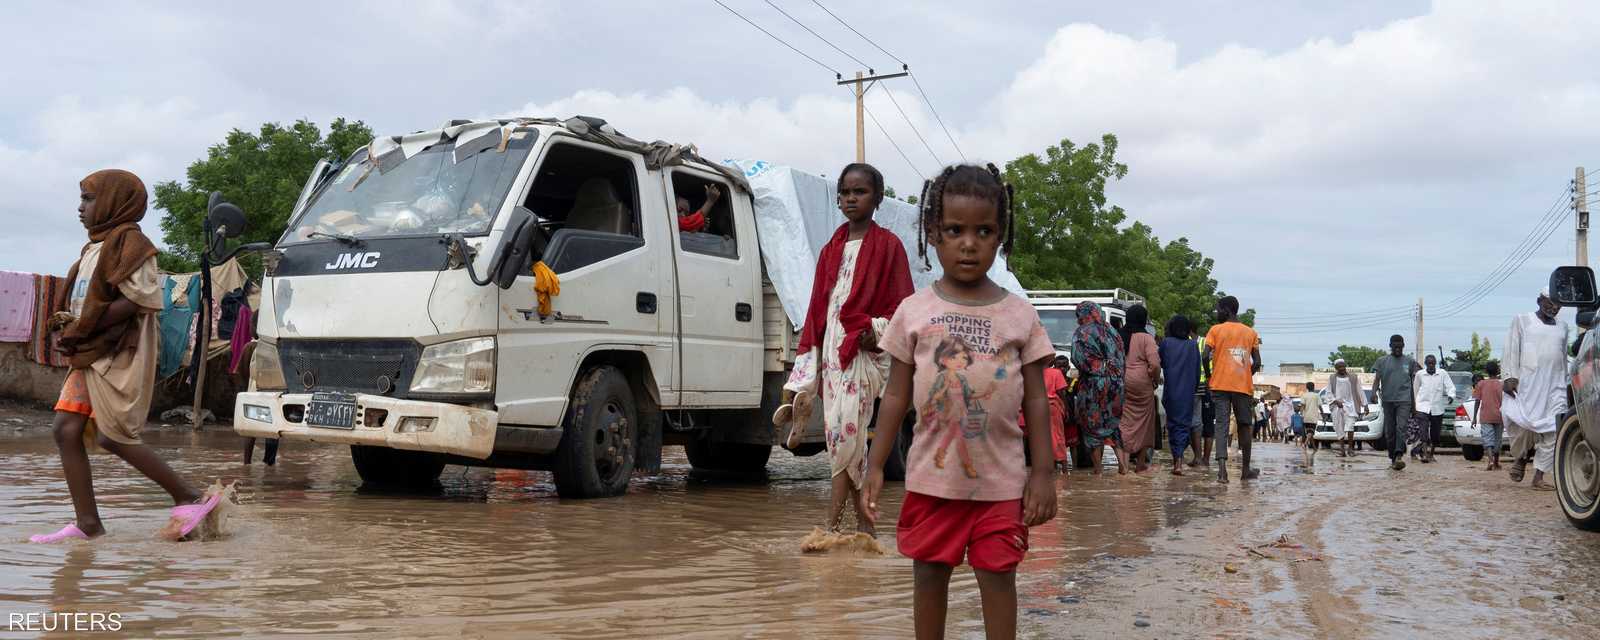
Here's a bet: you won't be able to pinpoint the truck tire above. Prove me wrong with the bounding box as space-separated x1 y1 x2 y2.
1556 414 1600 531
685 437 772 472
1460 444 1485 461
350 445 446 489
552 366 638 499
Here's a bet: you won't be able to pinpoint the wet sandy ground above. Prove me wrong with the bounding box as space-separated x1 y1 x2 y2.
2 403 1598 639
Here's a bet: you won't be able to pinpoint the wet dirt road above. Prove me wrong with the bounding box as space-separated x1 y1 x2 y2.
3 405 1599 639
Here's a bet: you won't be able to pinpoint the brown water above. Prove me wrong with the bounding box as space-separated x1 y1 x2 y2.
3 416 1599 639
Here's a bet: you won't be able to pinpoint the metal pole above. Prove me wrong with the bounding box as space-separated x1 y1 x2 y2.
1579 166 1590 267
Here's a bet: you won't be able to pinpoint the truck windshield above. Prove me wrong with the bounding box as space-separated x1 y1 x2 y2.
283 134 534 244
1037 309 1077 349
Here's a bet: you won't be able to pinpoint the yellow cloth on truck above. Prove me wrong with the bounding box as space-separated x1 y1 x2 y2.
533 261 560 317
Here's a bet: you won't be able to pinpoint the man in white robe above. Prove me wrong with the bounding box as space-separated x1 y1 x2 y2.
1500 290 1569 490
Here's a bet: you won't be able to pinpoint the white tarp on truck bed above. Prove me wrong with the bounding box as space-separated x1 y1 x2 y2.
724 159 1026 332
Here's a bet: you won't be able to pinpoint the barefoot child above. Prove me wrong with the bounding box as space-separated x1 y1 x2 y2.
785 163 914 535
863 164 1058 639
30 169 221 543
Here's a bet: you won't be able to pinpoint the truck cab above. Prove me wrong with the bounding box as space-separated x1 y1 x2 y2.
1026 289 1148 359
235 117 792 498
1550 265 1600 530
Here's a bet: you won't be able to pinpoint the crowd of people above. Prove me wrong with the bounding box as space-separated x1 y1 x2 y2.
32 158 1578 639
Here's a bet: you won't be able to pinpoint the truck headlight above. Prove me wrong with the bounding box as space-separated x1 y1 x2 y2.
410 337 495 394
251 342 287 391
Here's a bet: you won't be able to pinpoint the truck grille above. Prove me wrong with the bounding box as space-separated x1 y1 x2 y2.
279 339 421 396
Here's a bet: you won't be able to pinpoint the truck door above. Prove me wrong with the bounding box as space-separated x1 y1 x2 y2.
667 168 762 404
496 139 673 426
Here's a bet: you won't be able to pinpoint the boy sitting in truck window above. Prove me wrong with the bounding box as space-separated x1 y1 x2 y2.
677 183 721 233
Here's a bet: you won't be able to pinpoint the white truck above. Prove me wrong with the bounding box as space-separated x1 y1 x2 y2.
1027 289 1148 357
233 116 1021 498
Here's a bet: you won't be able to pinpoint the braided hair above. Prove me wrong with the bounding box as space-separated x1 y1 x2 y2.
916 163 1015 270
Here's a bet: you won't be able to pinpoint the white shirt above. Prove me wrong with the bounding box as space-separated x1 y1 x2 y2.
1412 369 1456 416
1501 312 1572 433
1332 376 1359 417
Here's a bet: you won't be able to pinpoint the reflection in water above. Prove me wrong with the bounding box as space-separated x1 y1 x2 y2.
9 426 1591 638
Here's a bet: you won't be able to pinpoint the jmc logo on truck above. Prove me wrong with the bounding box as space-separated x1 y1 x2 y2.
324 252 380 270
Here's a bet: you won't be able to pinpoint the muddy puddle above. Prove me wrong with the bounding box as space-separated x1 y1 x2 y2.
3 416 1598 639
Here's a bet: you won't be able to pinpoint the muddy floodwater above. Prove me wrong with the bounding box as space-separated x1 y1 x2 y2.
4 406 1600 639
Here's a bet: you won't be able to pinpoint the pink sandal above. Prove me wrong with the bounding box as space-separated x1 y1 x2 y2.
29 524 92 544
169 492 223 539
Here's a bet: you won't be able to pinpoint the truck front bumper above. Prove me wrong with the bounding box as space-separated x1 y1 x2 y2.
234 392 497 459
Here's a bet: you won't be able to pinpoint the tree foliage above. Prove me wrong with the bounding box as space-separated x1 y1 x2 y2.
1004 134 1253 331
1445 332 1494 375
1327 344 1385 370
154 118 373 273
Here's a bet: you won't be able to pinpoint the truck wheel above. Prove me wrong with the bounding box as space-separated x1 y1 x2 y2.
350 445 445 489
1556 414 1600 531
553 366 637 499
685 437 772 472
1461 444 1485 461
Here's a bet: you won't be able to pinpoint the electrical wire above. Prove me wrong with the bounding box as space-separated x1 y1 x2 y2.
809 0 904 65
864 103 926 181
713 0 840 76
909 72 968 162
1264 183 1572 325
878 89 943 167
762 0 872 72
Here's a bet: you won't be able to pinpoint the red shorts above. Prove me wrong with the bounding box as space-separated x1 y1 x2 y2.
897 491 1028 573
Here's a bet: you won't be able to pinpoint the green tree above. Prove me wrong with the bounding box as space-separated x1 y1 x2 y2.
1446 332 1493 375
1004 134 1253 328
1327 344 1385 370
154 118 373 273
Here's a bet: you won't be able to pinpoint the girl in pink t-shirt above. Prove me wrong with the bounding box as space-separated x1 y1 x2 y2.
863 164 1058 640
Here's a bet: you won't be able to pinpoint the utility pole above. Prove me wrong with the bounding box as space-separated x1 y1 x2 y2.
1416 298 1424 363
1579 166 1590 266
838 68 909 163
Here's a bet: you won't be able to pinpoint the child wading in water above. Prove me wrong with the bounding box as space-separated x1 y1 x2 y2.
31 170 223 543
863 164 1059 639
785 163 914 535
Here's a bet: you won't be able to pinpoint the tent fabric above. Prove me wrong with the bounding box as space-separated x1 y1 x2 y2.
721 160 1025 332
158 276 200 379
0 270 35 342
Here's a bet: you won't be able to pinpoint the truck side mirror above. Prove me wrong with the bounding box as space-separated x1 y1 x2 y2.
490 206 540 289
1549 266 1598 307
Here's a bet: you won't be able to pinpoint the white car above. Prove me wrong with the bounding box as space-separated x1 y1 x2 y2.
1452 398 1504 461
1312 389 1387 449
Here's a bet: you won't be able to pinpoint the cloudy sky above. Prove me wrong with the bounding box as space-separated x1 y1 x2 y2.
5 0 1599 366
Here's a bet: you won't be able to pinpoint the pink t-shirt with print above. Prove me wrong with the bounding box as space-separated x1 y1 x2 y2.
882 286 1055 502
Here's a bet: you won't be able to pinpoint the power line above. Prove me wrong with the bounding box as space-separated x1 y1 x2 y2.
877 89 943 167
909 72 968 162
864 103 926 181
713 0 840 77
762 0 872 72
809 0 904 65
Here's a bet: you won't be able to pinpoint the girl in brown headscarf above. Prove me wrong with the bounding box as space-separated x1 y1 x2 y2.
30 169 222 543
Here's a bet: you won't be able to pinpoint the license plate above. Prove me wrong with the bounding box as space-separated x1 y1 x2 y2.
306 392 357 429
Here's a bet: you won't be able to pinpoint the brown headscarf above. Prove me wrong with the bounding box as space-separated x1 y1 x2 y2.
58 169 160 368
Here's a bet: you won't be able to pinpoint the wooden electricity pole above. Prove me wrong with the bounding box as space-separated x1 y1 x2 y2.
1578 166 1590 266
1415 297 1425 364
838 69 908 163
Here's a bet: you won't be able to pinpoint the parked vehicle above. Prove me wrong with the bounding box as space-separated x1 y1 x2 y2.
232 116 1022 497
1549 265 1600 530
1437 370 1474 448
1313 388 1385 448
1028 289 1145 359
